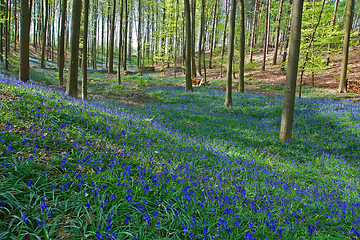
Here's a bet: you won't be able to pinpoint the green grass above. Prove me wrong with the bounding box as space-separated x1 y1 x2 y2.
1 69 360 239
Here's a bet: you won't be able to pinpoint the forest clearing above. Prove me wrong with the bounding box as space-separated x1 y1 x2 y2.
1 0 360 238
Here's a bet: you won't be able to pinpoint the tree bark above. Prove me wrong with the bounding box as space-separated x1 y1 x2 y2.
279 0 304 142
82 0 89 99
19 0 32 82
117 0 124 84
224 0 237 107
123 0 128 70
208 0 217 69
40 0 48 68
58 0 67 85
261 0 269 71
184 0 193 92
137 0 142 69
238 0 245 93
108 0 116 73
66 0 82 98
91 0 98 69
220 0 229 77
338 0 355 93
198 0 205 76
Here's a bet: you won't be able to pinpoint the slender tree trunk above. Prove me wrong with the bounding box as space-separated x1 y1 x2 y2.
224 0 237 107
174 0 179 77
238 0 245 93
137 0 142 69
249 0 259 62
326 0 339 66
191 0 196 78
208 0 217 69
184 0 193 92
339 0 355 93
14 0 17 50
58 0 67 85
5 0 9 70
19 0 32 82
266 0 271 54
92 0 98 69
198 0 205 76
82 0 89 99
117 0 123 84
281 17 291 71
273 0 284 65
66 0 82 97
123 0 128 70
220 0 229 77
108 0 116 73
0 0 4 62
262 0 269 71
41 0 48 68
279 0 303 142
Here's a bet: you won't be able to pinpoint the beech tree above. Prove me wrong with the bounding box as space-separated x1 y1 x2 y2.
66 0 82 97
19 0 32 82
58 0 67 85
184 0 193 92
224 0 237 107
339 0 355 93
279 0 304 142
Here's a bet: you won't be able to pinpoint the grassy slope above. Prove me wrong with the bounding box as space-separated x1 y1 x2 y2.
1 75 360 239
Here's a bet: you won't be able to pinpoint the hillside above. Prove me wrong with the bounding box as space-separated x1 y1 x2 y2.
1 75 360 239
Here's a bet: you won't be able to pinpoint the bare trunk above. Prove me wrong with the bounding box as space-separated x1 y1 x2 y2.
208 0 217 69
273 0 284 65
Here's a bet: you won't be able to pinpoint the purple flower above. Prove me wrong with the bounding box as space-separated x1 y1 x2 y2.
22 212 28 224
28 179 33 187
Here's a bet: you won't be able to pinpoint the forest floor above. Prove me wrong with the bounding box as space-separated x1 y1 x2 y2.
153 45 360 100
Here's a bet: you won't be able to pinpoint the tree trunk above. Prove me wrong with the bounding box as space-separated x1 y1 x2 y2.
190 0 196 78
338 0 354 93
220 0 229 78
224 0 237 107
198 0 205 76
123 0 128 70
261 0 269 71
137 0 142 69
184 0 193 92
40 0 48 68
92 0 98 69
82 0 89 99
279 0 303 142
5 0 9 70
14 0 17 50
249 0 259 63
58 0 67 86
66 0 82 98
273 0 284 65
108 0 116 73
208 0 217 69
117 0 123 84
19 0 32 82
238 0 245 93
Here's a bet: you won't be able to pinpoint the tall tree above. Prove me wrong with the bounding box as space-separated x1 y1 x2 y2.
137 0 142 69
238 0 245 92
123 0 128 70
224 0 237 107
58 0 67 85
198 0 206 76
91 0 98 69
82 0 89 99
19 0 32 82
261 0 270 71
220 0 229 77
108 0 116 73
249 0 259 63
338 0 354 93
279 0 304 142
208 0 217 69
184 0 193 92
40 0 48 68
117 0 124 84
66 0 82 97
